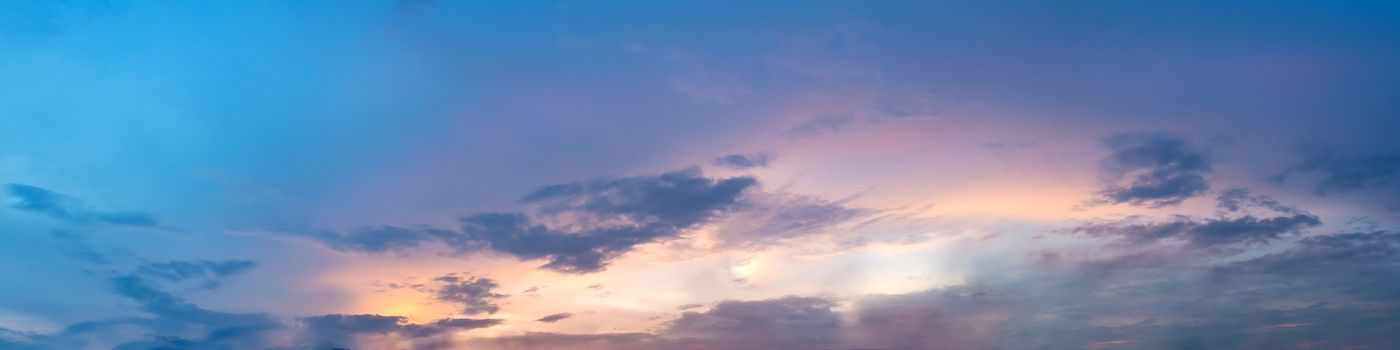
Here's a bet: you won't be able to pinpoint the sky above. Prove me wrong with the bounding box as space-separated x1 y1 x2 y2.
3 1 1400 349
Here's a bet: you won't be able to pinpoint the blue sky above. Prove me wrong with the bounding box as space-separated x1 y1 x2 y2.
3 1 1400 349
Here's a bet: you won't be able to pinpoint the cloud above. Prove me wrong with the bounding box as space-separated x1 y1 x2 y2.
4 260 503 349
1214 188 1299 214
301 314 502 349
836 229 1400 349
300 314 402 348
448 242 1400 350
305 169 755 273
709 191 872 248
1279 148 1400 194
980 140 1037 152
4 183 158 227
1095 134 1212 207
312 225 445 254
1273 148 1400 209
535 313 572 323
58 267 285 349
784 113 856 137
134 259 256 290
676 303 704 310
711 153 772 170
665 296 841 349
845 279 1400 349
450 168 756 273
432 274 506 315
468 297 850 350
1074 214 1321 248
463 332 670 350
0 329 48 350
1216 231 1400 299
846 287 1005 350
667 74 752 105
303 167 877 271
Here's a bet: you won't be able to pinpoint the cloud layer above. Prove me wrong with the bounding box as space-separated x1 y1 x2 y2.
1095 134 1212 207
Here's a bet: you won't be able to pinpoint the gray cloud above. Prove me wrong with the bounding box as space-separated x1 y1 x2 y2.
534 313 572 323
304 168 878 272
464 332 670 350
1273 147 1400 210
432 274 506 316
1214 188 1298 214
436 234 1400 350
312 225 445 255
1095 134 1212 207
846 287 1004 350
450 169 755 273
1216 231 1400 299
676 303 704 311
1074 214 1321 248
1280 148 1400 195
30 264 286 350
0 329 48 350
710 192 872 248
4 183 158 227
467 297 851 350
301 314 502 349
0 261 504 349
836 230 1400 349
307 169 755 273
134 259 256 290
980 140 1037 152
665 296 841 349
784 113 856 137
711 153 772 170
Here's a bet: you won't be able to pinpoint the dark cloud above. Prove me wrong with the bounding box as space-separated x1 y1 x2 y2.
1075 214 1320 249
432 274 506 315
302 314 502 349
534 313 572 323
666 296 841 349
711 153 772 170
451 169 755 273
4 183 158 227
1095 134 1212 207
